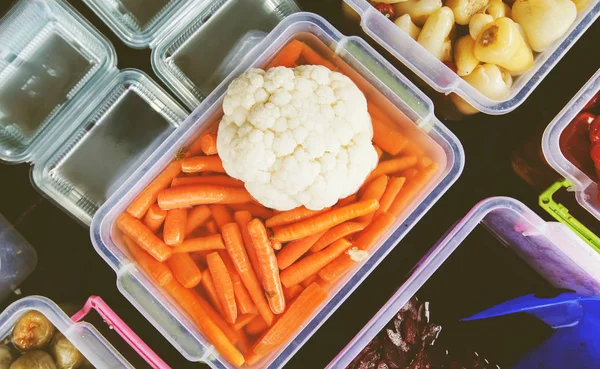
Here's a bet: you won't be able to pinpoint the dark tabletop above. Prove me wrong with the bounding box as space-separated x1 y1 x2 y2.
0 0 599 368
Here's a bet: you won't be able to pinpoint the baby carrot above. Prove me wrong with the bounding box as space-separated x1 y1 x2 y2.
123 235 172 286
354 212 396 252
252 283 327 356
181 156 225 173
222 222 274 326
219 250 257 315
163 208 188 246
318 254 355 284
389 163 439 217
228 203 274 219
209 204 234 230
202 269 224 316
167 253 202 288
276 232 325 270
185 205 212 236
127 161 181 218
336 194 357 208
272 199 380 242
371 117 408 156
301 274 319 288
143 204 167 233
271 240 282 251
267 40 305 68
207 252 237 324
206 220 218 235
245 316 269 336
379 177 406 214
172 175 244 188
300 44 337 70
311 222 364 252
116 213 173 262
193 286 240 344
200 133 218 155
248 219 286 314
265 206 330 228
280 239 352 287
401 140 425 157
358 175 388 224
234 313 258 331
163 280 244 366
157 185 253 209
283 284 304 301
173 234 226 253
186 135 206 157
366 156 418 183
234 211 262 280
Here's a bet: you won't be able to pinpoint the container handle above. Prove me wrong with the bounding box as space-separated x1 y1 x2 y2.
71 296 170 369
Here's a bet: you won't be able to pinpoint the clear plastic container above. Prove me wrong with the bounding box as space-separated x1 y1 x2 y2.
84 0 301 108
91 12 464 369
328 196 600 368
0 213 36 303
343 0 600 115
0 0 188 225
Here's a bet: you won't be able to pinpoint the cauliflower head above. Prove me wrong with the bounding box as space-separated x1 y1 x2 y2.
217 65 377 211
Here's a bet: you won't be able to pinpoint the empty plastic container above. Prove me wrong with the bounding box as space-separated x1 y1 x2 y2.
91 12 464 369
0 0 188 225
328 197 600 368
343 0 600 114
541 69 600 249
0 213 36 303
84 0 301 108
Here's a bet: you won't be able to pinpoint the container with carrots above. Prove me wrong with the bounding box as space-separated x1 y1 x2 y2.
91 13 463 369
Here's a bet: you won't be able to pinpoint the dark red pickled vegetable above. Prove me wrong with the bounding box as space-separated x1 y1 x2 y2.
590 116 600 143
560 112 596 178
374 3 395 18
583 91 600 112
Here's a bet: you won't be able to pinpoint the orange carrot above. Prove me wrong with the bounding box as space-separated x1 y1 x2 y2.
127 161 181 218
116 213 173 262
200 133 218 155
311 222 364 252
379 177 406 214
123 235 172 286
206 220 218 235
163 280 244 366
219 250 257 315
252 283 327 356
358 175 388 224
189 251 208 265
336 194 357 208
266 206 331 228
300 44 337 70
366 156 418 183
276 232 325 270
172 175 244 188
157 185 253 209
318 254 355 284
221 222 274 326
174 234 226 253
236 330 252 355
209 204 234 230
143 204 167 233
185 205 212 236
245 316 269 336
181 156 225 173
186 136 206 157
371 117 408 156
389 163 439 217
272 199 380 242
401 140 426 157
228 203 274 219
283 284 304 301
163 208 188 246
267 40 305 68
234 211 263 281
280 238 352 287
202 269 224 315
167 253 202 288
193 285 240 344
271 240 282 251
301 274 319 288
374 145 383 160
234 313 258 331
207 252 237 324
248 219 286 314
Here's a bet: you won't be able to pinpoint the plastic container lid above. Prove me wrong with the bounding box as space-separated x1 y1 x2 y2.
91 12 464 369
343 0 600 115
0 213 36 303
328 197 600 368
0 0 188 225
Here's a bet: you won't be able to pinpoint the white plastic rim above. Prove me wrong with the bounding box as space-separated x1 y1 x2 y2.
542 68 600 221
91 12 464 369
344 0 600 115
327 196 600 368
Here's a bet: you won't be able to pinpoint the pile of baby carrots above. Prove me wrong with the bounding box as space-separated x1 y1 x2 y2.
114 40 439 367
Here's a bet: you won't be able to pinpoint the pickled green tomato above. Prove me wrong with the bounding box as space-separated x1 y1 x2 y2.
9 350 57 369
12 311 56 351
51 333 86 369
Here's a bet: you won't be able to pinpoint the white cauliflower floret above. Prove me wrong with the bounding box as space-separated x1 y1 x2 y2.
217 65 378 211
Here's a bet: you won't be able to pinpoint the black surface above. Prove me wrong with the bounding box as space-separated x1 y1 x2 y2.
0 0 599 368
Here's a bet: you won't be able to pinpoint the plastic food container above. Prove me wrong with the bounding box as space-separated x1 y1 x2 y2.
328 196 600 368
0 213 36 303
0 0 188 225
541 69 600 250
83 0 301 108
91 12 464 369
0 295 169 368
343 0 600 115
